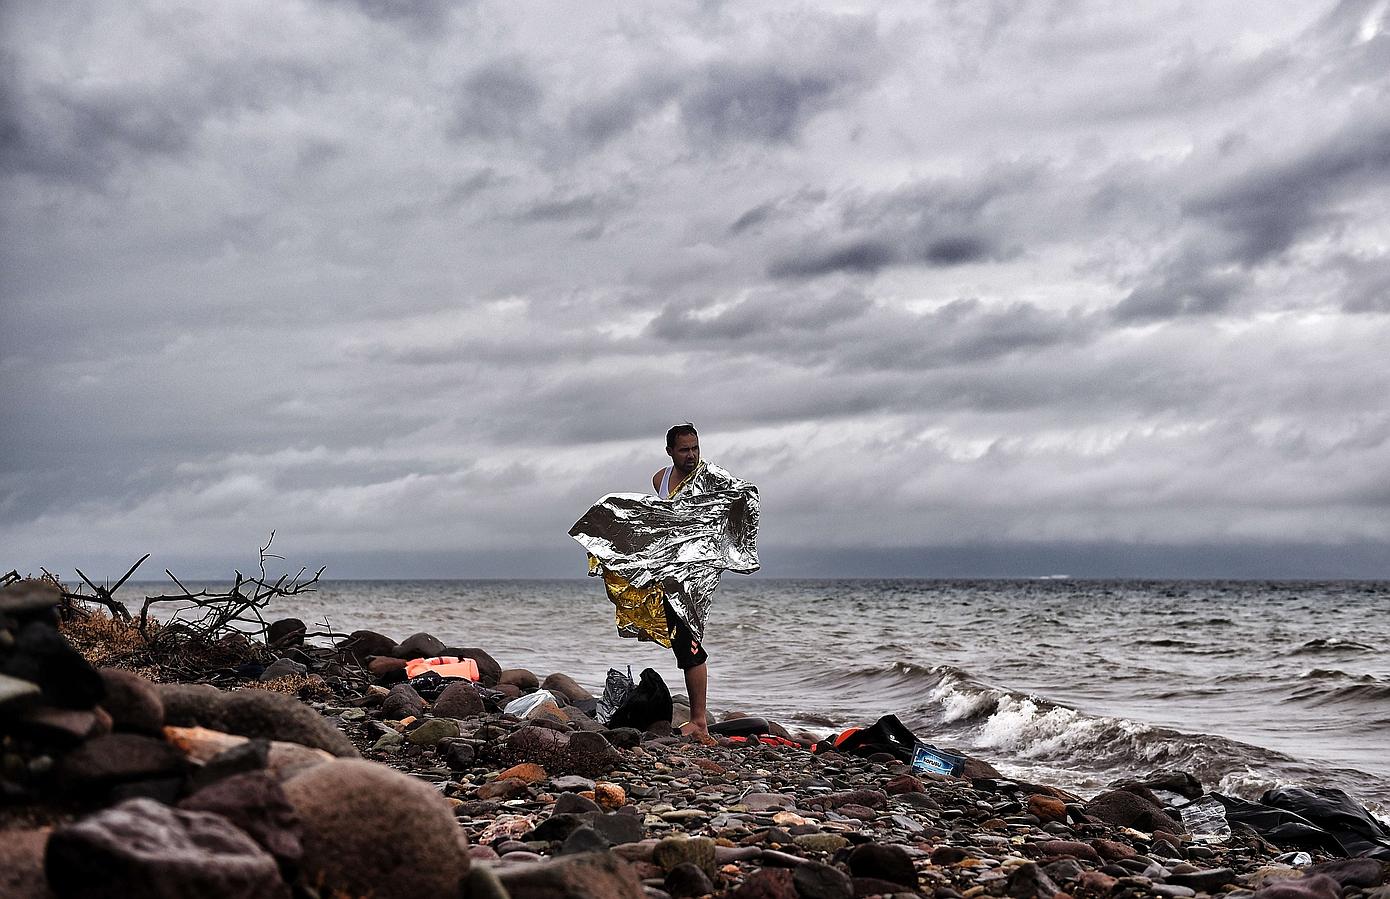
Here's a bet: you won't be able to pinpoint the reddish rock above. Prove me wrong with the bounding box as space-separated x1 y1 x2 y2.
1077 870 1118 896
1084 788 1181 833
56 733 187 789
542 672 594 702
432 681 486 718
736 867 797 899
498 762 547 783
478 777 531 800
1090 839 1136 861
1028 793 1068 823
367 656 408 683
1252 874 1343 899
179 771 302 871
884 773 927 795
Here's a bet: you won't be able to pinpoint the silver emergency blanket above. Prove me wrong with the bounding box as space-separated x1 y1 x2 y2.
569 461 759 645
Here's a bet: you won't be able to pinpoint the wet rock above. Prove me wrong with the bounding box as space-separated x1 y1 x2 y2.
258 658 307 681
604 726 642 748
847 842 916 889
560 826 611 855
432 681 485 718
499 668 541 691
391 631 446 659
1307 859 1388 889
478 777 530 800
1035 840 1102 862
1078 870 1118 895
1028 793 1068 823
821 789 888 810
885 773 928 795
188 738 269 791
56 732 187 790
566 730 623 777
45 797 286 899
1085 788 1182 833
282 759 467 899
592 809 645 845
556 791 603 815
795 833 850 853
1126 770 1204 800
441 739 476 770
743 792 797 811
179 771 302 871
1045 858 1087 884
448 647 502 686
266 618 306 648
794 860 855 899
495 850 643 898
380 683 425 720
1007 861 1061 899
96 668 164 735
405 717 459 746
654 835 718 877
543 672 595 702
338 630 396 665
1090 839 1136 861
552 774 598 793
3 621 105 709
666 861 716 897
963 756 1003 779
931 846 971 866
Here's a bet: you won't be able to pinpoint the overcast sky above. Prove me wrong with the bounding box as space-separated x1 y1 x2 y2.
3 0 1389 581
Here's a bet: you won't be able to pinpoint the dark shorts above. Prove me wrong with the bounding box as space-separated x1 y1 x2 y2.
663 599 708 670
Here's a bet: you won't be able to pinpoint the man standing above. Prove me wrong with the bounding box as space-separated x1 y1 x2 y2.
570 423 760 739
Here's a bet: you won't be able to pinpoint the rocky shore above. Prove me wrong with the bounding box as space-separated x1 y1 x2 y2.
3 576 1388 899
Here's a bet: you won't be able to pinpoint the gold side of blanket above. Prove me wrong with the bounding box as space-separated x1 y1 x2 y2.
591 555 670 648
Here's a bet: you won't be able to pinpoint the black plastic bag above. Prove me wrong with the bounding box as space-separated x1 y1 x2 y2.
596 666 635 725
605 667 673 731
1262 786 1390 860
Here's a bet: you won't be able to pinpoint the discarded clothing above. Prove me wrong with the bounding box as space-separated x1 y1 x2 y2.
1215 788 1390 859
569 460 759 644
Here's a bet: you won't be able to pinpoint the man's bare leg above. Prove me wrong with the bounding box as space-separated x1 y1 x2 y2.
681 663 709 738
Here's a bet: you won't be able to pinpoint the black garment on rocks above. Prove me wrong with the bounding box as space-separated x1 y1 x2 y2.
604 668 672 731
1262 786 1390 860
812 714 919 764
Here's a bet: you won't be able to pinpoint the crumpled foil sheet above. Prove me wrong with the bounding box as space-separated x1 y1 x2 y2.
569 461 759 644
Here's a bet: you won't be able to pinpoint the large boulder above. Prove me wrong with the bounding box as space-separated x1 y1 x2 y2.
432 681 486 719
179 771 303 872
45 798 287 899
1085 787 1182 833
380 683 425 721
447 647 501 686
155 685 357 758
281 759 468 898
97 668 165 735
390 632 446 659
266 619 306 649
337 630 396 665
498 668 540 692
494 726 621 778
543 673 595 702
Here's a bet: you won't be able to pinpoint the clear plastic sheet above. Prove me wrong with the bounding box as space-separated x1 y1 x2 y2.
569 461 759 643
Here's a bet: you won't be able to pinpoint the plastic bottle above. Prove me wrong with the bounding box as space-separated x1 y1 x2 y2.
1179 796 1231 843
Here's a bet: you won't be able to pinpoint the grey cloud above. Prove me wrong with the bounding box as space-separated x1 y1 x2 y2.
565 76 679 150
649 289 873 342
450 61 544 141
1112 249 1242 322
680 64 835 145
330 0 454 32
768 240 900 278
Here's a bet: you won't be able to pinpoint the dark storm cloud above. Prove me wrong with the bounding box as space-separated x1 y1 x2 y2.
768 240 900 277
450 61 544 141
1185 117 1390 266
1112 248 1242 321
679 64 835 145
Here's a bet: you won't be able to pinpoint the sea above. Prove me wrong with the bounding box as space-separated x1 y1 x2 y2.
136 578 1390 816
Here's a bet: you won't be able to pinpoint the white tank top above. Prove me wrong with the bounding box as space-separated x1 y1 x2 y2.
658 465 674 498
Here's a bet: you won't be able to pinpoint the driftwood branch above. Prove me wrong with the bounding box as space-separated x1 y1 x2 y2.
68 554 147 622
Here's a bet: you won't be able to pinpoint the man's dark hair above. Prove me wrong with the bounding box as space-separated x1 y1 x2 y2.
666 422 698 449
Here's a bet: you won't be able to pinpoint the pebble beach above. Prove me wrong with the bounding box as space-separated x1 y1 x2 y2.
3 576 1388 899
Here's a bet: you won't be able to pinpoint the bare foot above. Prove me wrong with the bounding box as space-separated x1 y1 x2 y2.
679 723 716 745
